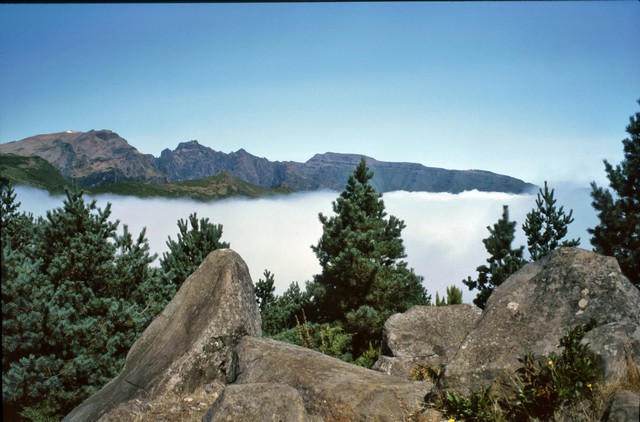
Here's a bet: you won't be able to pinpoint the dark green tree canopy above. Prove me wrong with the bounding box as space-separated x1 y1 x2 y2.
589 102 640 288
308 158 428 354
160 212 230 287
463 205 526 309
435 285 464 306
2 183 173 420
255 269 276 313
523 181 580 261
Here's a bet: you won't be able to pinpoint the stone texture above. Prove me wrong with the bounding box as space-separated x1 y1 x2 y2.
64 249 261 422
606 389 640 422
230 336 432 421
203 384 310 422
442 248 640 393
374 304 481 378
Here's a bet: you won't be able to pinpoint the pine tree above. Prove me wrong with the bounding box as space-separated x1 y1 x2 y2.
446 285 464 305
523 181 580 261
255 269 276 313
309 158 428 354
0 183 36 253
434 285 463 306
463 205 526 309
160 212 230 287
2 183 172 420
589 102 640 288
260 281 310 338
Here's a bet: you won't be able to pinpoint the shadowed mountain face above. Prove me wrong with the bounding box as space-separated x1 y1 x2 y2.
0 130 536 193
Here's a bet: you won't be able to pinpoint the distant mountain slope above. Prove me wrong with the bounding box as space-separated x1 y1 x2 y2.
300 152 535 193
0 130 537 194
0 154 289 200
0 130 165 187
0 154 67 192
89 172 292 201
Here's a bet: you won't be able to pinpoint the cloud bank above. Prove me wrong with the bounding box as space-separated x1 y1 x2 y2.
13 186 597 303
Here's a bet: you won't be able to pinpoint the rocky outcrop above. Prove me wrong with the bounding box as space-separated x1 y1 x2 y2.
64 246 639 420
213 336 432 421
441 247 640 393
607 390 640 422
63 249 261 422
374 304 481 379
65 248 431 421
204 383 309 422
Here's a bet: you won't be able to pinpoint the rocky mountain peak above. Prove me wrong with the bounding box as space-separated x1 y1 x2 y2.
175 140 203 149
0 129 537 194
306 152 376 165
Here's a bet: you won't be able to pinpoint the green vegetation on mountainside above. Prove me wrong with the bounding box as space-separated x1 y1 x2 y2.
89 172 292 200
0 154 67 193
0 154 292 200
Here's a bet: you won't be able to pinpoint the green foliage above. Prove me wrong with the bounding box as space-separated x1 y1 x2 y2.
0 154 67 194
463 205 526 309
259 280 310 338
255 269 276 313
270 316 354 362
507 320 600 420
160 212 229 287
589 102 640 289
87 172 291 201
435 321 601 421
440 388 505 422
446 285 464 305
523 181 580 261
435 285 464 306
319 324 354 361
1 182 174 420
353 341 381 368
308 158 429 355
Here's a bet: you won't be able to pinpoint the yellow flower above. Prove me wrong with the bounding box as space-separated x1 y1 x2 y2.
587 383 592 389
448 419 455 422
547 359 553 366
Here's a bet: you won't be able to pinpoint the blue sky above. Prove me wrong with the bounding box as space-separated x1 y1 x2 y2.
1 2 639 186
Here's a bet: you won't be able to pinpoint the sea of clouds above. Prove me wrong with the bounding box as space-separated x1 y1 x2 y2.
13 185 597 303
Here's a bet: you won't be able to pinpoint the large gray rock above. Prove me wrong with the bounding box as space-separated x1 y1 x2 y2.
374 304 481 378
442 247 640 393
204 384 310 422
218 336 432 421
64 249 261 422
606 390 640 422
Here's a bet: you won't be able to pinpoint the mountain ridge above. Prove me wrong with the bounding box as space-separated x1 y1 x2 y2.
0 129 537 194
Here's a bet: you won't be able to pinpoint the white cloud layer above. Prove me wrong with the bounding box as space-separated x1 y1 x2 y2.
12 185 598 303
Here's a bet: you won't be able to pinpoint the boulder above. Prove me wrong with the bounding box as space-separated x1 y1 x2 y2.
203 384 310 422
442 247 640 393
606 389 640 422
64 249 261 422
221 336 433 421
374 304 481 378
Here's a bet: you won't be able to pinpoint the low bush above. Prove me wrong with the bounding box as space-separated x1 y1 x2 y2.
434 320 602 421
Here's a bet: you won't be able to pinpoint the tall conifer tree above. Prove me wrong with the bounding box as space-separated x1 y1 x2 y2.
160 213 229 287
522 181 580 261
2 183 171 420
589 102 640 288
309 158 428 354
463 205 525 309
